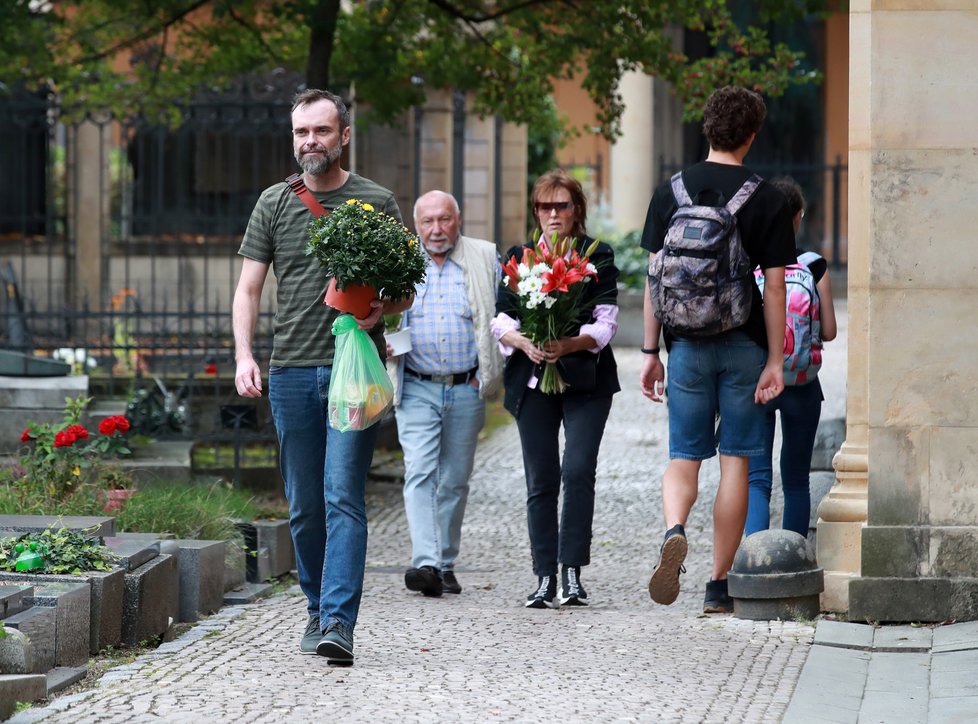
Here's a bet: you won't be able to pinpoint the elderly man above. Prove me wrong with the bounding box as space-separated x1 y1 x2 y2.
390 190 503 597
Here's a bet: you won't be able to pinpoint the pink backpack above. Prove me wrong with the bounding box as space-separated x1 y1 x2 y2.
753 251 822 385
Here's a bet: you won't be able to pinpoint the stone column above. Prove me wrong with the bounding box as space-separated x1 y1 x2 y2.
844 1 978 622
610 71 654 234
815 4 871 613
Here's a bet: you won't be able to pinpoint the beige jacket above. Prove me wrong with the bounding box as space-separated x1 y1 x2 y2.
390 234 503 404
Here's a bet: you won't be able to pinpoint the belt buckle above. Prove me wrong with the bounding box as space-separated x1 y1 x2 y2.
432 373 454 386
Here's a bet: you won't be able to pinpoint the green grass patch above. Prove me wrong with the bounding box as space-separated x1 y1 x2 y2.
114 481 259 542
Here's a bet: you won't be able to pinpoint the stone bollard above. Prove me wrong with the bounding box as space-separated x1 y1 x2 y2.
727 530 824 621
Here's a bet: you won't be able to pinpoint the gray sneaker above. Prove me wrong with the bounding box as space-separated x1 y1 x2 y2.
299 614 321 655
648 526 688 605
317 621 354 666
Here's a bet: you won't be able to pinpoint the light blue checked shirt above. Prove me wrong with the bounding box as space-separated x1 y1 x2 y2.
404 251 491 376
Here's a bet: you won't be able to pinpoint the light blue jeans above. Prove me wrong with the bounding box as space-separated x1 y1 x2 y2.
395 377 485 571
268 365 380 636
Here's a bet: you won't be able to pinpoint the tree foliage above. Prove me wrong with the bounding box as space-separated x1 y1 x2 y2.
0 0 827 138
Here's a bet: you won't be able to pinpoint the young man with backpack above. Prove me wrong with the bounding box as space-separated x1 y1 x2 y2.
639 86 797 613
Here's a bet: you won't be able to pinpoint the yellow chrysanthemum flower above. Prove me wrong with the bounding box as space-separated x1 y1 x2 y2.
363 203 375 212
345 198 358 205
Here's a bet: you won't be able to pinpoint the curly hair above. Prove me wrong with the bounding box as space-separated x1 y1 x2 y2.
769 176 805 218
531 169 588 239
702 86 767 152
291 89 351 132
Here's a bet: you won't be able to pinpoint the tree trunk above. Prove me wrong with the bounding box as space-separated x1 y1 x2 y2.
305 0 341 90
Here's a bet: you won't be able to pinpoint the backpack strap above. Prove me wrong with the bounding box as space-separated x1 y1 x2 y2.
286 173 328 218
670 172 693 207
725 173 763 216
797 250 822 269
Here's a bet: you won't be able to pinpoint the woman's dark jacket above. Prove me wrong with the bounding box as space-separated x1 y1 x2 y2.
496 236 621 418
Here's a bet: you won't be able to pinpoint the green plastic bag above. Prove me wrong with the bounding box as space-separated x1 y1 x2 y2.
328 314 394 432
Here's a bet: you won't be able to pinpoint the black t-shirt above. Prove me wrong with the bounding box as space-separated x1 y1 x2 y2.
640 161 797 349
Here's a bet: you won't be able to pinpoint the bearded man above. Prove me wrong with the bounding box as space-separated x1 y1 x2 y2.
232 89 413 666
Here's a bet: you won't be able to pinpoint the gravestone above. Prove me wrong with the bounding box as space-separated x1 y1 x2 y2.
0 515 115 538
122 553 178 647
25 581 90 667
0 375 87 454
3 607 55 673
253 520 294 579
172 539 225 623
0 674 47 720
0 627 32 674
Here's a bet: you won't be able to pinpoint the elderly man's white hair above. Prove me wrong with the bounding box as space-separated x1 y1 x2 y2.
413 190 461 221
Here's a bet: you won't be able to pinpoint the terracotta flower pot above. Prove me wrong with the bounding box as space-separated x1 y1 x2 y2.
102 488 137 513
324 278 377 319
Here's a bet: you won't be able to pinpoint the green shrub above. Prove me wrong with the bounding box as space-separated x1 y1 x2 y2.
604 230 649 291
0 526 120 574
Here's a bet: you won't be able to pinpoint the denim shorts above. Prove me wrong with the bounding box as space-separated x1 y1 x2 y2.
666 331 767 460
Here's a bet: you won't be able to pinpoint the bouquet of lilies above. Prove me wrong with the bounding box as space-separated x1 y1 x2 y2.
501 231 600 393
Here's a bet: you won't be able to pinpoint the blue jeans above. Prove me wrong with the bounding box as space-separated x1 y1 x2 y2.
746 379 823 537
515 388 613 577
394 377 485 570
268 366 379 634
666 332 767 460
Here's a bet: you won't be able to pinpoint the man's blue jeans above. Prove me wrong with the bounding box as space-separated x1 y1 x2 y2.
394 377 485 571
269 365 379 634
746 379 823 537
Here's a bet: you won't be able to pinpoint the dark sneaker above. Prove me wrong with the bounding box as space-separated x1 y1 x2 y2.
704 578 734 614
648 525 688 605
299 614 321 655
525 575 559 609
316 621 354 666
559 565 588 606
441 570 462 595
405 565 443 597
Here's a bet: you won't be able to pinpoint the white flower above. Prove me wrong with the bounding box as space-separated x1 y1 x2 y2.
543 295 557 309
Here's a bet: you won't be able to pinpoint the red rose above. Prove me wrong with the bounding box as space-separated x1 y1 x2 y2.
99 417 117 435
114 416 131 433
54 430 76 448
20 428 32 443
67 424 89 439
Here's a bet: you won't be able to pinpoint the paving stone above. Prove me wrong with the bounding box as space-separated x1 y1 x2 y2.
813 619 875 650
45 666 87 696
873 624 932 652
122 553 179 647
931 619 978 653
3 607 55 674
25 582 90 667
222 582 274 605
172 539 226 622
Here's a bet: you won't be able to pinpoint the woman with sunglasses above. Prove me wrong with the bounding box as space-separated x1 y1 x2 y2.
490 169 621 608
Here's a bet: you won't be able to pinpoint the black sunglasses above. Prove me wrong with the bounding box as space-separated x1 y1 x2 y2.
535 201 573 213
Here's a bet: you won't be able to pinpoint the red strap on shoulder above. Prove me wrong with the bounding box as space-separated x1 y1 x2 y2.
286 173 328 218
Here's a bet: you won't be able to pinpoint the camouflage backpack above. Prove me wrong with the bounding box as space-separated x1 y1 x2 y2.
648 172 761 336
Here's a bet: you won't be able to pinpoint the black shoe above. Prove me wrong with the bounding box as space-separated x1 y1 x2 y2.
525 575 558 609
704 578 734 614
559 565 588 606
299 614 321 655
316 621 354 666
648 524 688 605
441 570 462 594
405 565 443 597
